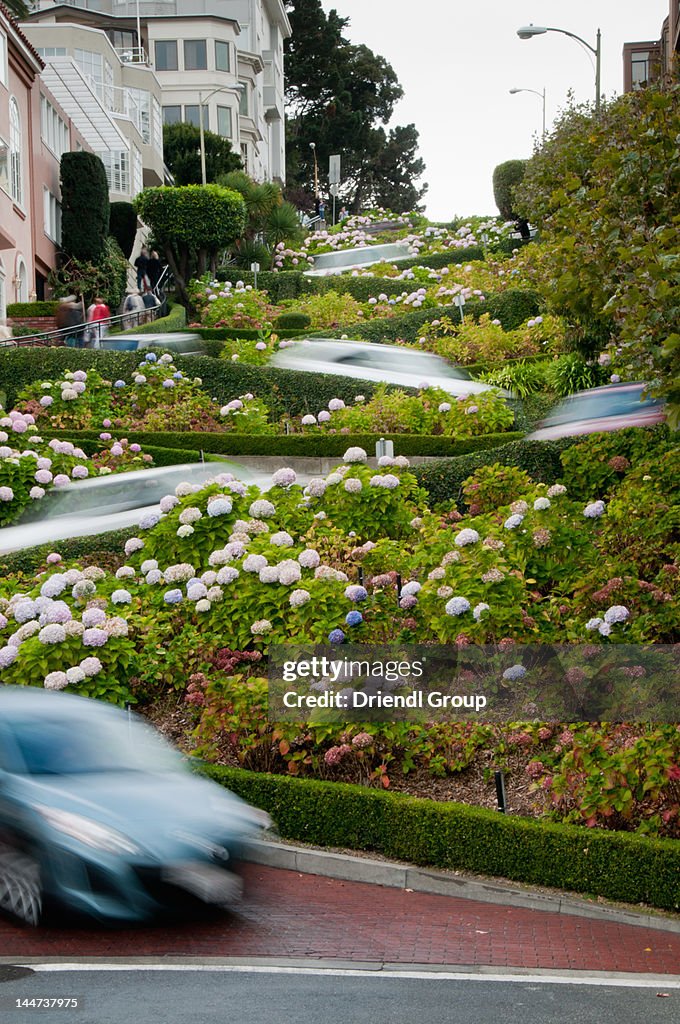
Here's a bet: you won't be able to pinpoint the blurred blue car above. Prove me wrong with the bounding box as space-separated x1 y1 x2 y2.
0 687 271 926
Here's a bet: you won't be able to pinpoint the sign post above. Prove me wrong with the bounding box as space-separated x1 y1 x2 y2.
329 155 341 224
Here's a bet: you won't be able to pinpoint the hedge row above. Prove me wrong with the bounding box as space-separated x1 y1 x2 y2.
199 765 680 911
117 303 186 335
7 301 59 318
0 528 131 578
46 430 522 459
186 327 305 341
414 438 576 506
214 246 493 300
0 349 385 416
309 289 543 344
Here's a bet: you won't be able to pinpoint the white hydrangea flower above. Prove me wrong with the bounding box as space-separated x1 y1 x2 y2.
249 499 276 518
343 447 368 463
271 531 294 547
454 528 480 547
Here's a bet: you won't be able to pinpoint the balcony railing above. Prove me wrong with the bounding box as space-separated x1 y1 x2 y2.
116 47 149 65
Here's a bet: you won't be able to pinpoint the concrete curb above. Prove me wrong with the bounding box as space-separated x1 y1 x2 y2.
246 838 680 935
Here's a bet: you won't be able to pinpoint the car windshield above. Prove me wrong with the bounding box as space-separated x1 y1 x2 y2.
6 715 183 776
542 387 661 426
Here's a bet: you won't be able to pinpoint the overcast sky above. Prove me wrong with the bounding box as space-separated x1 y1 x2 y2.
319 0 666 220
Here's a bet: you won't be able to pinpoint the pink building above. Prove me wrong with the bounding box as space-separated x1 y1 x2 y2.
0 3 87 321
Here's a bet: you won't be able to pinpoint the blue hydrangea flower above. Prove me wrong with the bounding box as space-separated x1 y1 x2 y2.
445 597 470 616
164 589 183 604
328 628 346 644
502 664 527 681
344 585 368 602
114 380 126 388
345 611 363 627
173 372 183 379
145 353 157 362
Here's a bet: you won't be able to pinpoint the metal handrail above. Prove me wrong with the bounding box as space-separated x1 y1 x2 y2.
0 303 163 349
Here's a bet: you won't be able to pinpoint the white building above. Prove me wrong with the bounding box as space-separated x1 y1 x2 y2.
23 21 165 201
26 1 290 184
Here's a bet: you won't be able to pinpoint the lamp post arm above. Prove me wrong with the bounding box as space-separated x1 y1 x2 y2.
541 26 601 114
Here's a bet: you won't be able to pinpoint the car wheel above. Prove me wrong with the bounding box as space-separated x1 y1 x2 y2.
0 843 43 926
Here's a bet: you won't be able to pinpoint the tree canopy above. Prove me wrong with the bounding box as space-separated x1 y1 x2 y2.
163 122 242 186
135 185 246 306
515 84 680 420
284 0 427 213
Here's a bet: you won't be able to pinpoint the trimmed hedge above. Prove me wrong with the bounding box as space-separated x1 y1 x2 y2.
308 289 542 345
198 766 680 910
186 327 305 341
0 349 387 417
117 303 186 335
0 528 131 578
275 312 311 330
414 438 576 506
45 430 522 459
7 301 59 318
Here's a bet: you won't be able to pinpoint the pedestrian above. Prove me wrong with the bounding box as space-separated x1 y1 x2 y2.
338 205 349 221
55 295 85 347
134 247 150 291
141 289 159 324
318 198 326 224
85 296 111 347
122 289 145 329
146 250 163 292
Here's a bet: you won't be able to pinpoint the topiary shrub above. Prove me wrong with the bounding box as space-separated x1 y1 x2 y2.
49 236 128 311
109 201 138 259
492 160 528 221
274 312 312 330
6 301 59 318
60 152 110 261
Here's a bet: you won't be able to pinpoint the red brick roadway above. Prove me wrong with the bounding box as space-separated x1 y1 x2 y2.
1 865 679 974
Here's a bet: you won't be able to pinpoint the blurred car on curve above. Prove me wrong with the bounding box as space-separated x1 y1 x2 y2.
0 687 271 925
270 339 510 397
0 461 265 554
526 382 665 441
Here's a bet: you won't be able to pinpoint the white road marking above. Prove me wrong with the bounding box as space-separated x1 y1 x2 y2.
16 963 680 988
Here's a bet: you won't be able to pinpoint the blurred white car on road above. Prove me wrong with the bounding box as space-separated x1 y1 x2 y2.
0 461 263 554
270 339 509 397
526 382 665 441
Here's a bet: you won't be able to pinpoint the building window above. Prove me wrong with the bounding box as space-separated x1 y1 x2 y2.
155 40 178 72
184 105 201 128
36 47 67 59
132 145 143 197
0 136 9 194
43 189 62 243
162 105 182 125
100 150 130 195
74 48 103 94
184 39 207 71
152 96 163 151
127 87 151 143
107 30 137 50
631 51 651 88
0 32 7 88
238 83 249 116
9 97 22 206
40 95 70 159
215 40 230 72
217 106 232 138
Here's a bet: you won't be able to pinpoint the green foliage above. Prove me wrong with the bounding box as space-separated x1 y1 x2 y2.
117 303 186 335
546 354 606 397
559 426 672 501
60 152 110 262
49 236 128 311
288 290 365 329
483 289 543 330
514 85 680 419
43 428 521 459
415 439 575 506
108 202 138 259
134 186 247 305
198 765 680 909
274 312 311 330
492 160 528 221
462 463 534 514
163 122 241 186
479 359 550 398
6 302 59 318
0 529 132 578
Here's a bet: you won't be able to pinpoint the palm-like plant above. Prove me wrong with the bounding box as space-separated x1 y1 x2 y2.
218 172 303 267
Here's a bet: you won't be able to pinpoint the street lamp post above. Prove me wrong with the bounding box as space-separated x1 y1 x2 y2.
509 87 546 137
309 142 319 197
517 24 601 114
199 84 245 185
